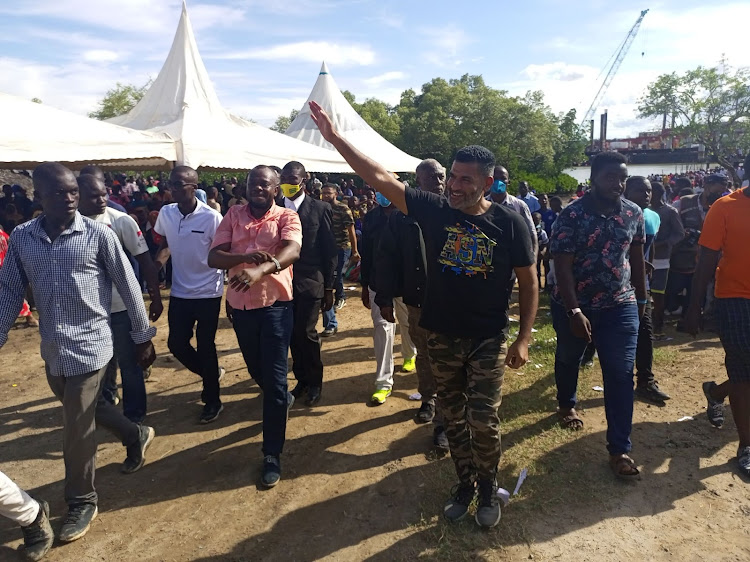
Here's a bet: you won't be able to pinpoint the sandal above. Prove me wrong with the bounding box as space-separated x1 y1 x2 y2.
558 408 584 430
609 454 640 480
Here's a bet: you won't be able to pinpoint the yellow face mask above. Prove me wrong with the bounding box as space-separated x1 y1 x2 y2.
280 183 301 198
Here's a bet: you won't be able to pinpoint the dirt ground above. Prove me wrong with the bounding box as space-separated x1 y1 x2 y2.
1 288 749 561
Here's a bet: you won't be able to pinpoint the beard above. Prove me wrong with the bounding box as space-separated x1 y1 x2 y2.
448 187 485 211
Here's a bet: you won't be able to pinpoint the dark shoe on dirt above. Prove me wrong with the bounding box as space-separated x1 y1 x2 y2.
475 478 501 528
21 500 53 561
121 425 155 474
261 455 281 488
703 381 725 428
433 426 449 451
59 503 97 543
635 381 671 403
737 446 750 477
290 383 308 400
443 481 476 522
320 327 338 337
199 403 224 425
415 402 435 424
304 386 322 407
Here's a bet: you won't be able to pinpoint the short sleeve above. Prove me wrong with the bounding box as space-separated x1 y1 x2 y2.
404 186 443 223
550 207 577 254
632 208 645 245
509 211 535 268
280 210 303 246
698 203 725 251
208 207 222 237
117 214 149 256
153 209 166 238
341 206 354 227
210 207 236 249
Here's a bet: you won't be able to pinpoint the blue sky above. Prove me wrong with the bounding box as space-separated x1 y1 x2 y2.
1 0 748 138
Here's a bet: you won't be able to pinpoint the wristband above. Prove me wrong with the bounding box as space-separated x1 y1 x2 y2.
270 256 281 274
636 299 648 305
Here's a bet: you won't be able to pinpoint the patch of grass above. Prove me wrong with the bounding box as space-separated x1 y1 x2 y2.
408 295 635 560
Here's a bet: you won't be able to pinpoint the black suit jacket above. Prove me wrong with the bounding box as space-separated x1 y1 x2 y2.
291 195 338 299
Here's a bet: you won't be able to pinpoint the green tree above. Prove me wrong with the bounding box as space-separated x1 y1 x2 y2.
270 109 299 133
638 63 750 183
89 81 151 120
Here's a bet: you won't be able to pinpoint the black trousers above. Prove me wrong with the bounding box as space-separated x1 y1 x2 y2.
167 296 222 406
634 303 654 386
290 296 324 388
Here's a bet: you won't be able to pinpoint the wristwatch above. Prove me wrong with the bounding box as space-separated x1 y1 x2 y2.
567 307 582 318
270 256 282 274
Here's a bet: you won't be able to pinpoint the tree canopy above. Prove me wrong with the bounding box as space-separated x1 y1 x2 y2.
273 74 587 190
270 109 299 133
89 81 150 120
638 62 750 182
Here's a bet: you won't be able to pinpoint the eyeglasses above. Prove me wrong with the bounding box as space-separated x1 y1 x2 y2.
168 180 197 189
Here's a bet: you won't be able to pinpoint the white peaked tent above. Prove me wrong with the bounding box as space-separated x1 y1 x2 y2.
285 62 422 173
0 92 177 170
108 3 352 172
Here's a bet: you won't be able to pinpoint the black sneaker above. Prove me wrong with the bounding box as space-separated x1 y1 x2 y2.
415 402 435 424
261 455 281 488
121 425 155 474
290 383 308 400
635 380 671 403
703 381 725 428
443 481 476 522
320 326 338 337
200 403 224 424
433 426 449 451
59 502 97 543
21 499 53 561
738 446 750 477
475 478 501 528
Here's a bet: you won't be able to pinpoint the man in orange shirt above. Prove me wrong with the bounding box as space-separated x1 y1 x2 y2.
208 165 302 488
686 168 750 477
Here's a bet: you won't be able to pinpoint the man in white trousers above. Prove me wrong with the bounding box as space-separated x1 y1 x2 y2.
0 471 54 560
360 191 417 405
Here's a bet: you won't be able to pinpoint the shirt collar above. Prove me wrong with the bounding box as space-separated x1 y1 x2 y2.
32 211 85 240
244 201 279 222
284 191 306 213
580 192 622 216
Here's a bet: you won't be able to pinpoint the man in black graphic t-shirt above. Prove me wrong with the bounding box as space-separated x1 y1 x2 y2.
308 101 538 529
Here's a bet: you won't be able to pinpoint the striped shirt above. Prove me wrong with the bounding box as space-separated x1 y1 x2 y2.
0 212 156 376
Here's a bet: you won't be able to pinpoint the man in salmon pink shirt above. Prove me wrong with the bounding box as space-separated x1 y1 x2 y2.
208 165 302 488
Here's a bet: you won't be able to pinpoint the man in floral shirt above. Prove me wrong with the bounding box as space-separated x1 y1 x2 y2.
550 151 648 480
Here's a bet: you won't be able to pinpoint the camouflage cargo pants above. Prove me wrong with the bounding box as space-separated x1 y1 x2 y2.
407 305 443 425
427 332 506 483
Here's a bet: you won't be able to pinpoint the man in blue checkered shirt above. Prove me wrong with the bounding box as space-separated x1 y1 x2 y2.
0 163 157 546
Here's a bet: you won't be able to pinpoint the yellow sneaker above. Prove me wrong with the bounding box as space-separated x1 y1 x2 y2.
401 357 416 373
370 388 392 405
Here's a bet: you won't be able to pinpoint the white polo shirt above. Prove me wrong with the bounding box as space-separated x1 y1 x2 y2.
153 200 223 299
92 207 149 313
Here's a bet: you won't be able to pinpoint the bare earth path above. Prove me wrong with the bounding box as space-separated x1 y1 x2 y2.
1 290 749 561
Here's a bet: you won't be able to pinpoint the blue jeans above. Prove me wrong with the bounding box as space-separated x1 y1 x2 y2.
551 300 639 456
323 247 351 330
232 301 294 457
105 311 147 423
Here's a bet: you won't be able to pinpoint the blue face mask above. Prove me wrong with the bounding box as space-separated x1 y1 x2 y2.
375 192 391 207
491 180 507 194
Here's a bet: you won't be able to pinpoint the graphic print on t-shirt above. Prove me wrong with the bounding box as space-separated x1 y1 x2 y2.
438 221 497 277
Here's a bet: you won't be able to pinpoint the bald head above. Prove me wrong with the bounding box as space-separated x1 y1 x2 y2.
416 158 446 195
171 165 199 184
33 162 77 194
79 164 105 181
33 162 79 222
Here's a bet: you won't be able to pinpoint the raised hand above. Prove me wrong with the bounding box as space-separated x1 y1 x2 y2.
309 101 338 143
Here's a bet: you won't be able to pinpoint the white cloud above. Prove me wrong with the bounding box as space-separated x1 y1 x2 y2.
521 62 597 82
363 71 405 86
82 49 119 63
207 41 376 66
419 27 474 68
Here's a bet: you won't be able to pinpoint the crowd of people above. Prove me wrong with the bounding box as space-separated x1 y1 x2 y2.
0 102 748 560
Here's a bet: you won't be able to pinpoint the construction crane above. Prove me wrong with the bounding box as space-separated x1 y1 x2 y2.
580 9 649 127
